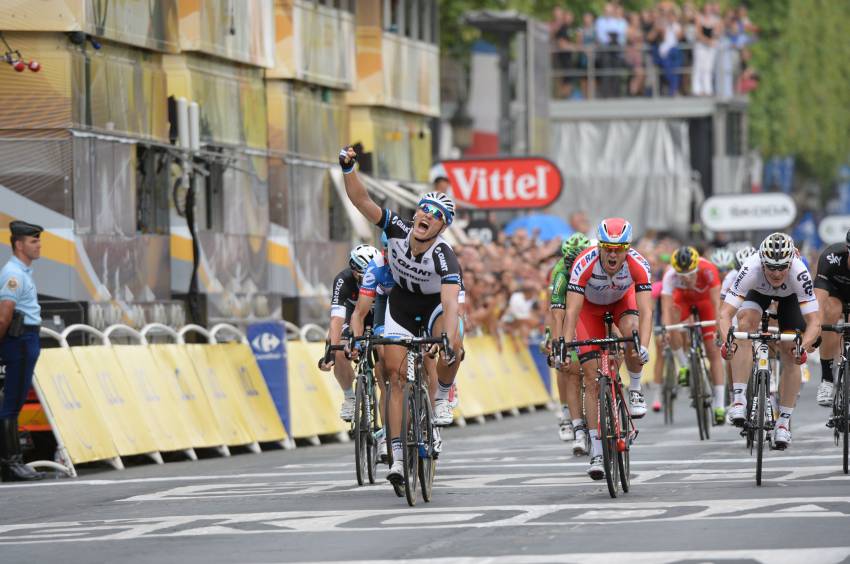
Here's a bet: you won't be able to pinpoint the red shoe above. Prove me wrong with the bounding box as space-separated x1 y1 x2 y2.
652 400 662 412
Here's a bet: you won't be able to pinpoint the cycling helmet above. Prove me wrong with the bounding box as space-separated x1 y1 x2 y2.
418 191 455 226
561 232 591 256
671 246 700 274
709 248 735 271
380 231 389 249
597 218 632 245
845 228 850 247
758 233 795 268
349 244 380 273
735 246 756 268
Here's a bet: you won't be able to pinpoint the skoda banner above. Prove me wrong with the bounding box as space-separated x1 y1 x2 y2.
700 193 797 232
247 322 289 434
818 215 850 244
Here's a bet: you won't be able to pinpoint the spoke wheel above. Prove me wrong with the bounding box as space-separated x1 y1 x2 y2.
383 381 403 498
401 382 419 506
663 354 676 425
745 374 755 451
418 389 436 502
367 381 379 484
755 371 767 486
353 379 368 486
617 391 631 493
839 362 849 475
599 380 619 498
691 355 711 441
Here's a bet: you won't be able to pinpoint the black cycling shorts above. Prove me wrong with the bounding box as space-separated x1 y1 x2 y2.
740 290 806 332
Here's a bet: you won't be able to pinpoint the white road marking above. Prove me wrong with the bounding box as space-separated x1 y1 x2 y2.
1 498 849 544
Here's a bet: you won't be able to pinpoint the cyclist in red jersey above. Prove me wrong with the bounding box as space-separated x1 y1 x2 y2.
562 218 653 481
661 246 726 424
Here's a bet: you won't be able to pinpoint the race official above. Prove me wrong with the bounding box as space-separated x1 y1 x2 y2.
0 221 46 481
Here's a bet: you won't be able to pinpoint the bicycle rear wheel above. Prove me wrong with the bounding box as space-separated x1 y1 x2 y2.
418 389 436 502
691 353 710 441
354 377 368 486
616 390 631 493
663 353 676 425
755 371 767 486
401 382 419 506
367 381 379 484
599 379 619 498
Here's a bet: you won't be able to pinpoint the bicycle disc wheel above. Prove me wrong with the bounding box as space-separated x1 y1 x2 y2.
401 382 419 506
755 371 767 486
418 389 436 502
599 381 619 498
354 379 367 486
663 354 676 425
367 381 379 484
617 391 631 493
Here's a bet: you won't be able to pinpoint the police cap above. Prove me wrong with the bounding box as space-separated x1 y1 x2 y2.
9 221 44 238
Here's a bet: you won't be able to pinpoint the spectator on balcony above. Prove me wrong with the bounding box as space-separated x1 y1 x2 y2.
736 47 759 94
681 2 698 93
647 3 684 96
692 2 721 96
624 12 646 97
594 2 627 98
551 7 580 99
577 12 597 97
717 8 741 98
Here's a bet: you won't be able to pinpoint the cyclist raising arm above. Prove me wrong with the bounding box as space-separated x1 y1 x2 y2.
562 218 654 480
717 233 820 448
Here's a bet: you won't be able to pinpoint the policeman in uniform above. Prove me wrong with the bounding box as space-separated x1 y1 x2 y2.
0 221 46 481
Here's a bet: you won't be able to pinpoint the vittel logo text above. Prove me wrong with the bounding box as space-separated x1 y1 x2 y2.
440 158 563 209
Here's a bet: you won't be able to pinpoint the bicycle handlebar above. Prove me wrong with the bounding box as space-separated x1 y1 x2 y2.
729 331 798 342
822 323 850 334
661 320 716 332
560 330 641 353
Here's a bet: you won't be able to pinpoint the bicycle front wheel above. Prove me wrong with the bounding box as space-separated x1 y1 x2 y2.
616 390 631 493
691 353 711 441
353 378 368 486
599 379 619 498
755 371 768 486
367 380 379 484
418 388 436 502
663 353 676 425
401 382 419 506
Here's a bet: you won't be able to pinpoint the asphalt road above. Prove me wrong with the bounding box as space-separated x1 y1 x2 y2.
1 381 849 564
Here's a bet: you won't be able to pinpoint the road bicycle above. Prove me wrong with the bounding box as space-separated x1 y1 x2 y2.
562 312 640 498
371 326 450 506
725 310 803 486
821 302 850 475
653 325 678 425
662 306 716 440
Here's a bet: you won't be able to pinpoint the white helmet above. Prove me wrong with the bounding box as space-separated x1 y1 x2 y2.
709 248 735 270
735 246 757 268
759 233 795 268
349 244 380 273
418 191 455 225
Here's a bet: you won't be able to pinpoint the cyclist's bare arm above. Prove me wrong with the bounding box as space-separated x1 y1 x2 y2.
563 291 585 344
340 147 383 224
801 310 821 351
351 292 374 339
635 289 654 348
441 283 461 343
660 294 677 326
551 307 566 342
717 301 738 343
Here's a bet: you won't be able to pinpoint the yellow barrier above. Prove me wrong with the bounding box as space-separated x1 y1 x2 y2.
70 346 159 457
147 344 225 448
34 348 120 465
183 344 255 447
285 341 347 438
111 345 197 454
204 343 288 443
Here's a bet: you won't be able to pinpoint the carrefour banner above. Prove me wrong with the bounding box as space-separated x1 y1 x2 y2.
247 322 289 434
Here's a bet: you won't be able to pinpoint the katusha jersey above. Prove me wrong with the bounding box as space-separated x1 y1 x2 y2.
377 208 461 295
568 247 652 305
725 253 818 315
661 258 720 302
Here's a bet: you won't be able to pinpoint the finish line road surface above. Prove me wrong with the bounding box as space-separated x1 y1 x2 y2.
1 384 849 564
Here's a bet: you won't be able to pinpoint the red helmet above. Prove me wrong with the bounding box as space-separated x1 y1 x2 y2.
597 217 633 244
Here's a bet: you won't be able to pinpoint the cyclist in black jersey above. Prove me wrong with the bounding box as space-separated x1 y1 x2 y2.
339 146 461 485
814 229 850 406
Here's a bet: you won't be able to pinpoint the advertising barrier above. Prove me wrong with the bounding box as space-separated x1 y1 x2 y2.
285 341 348 439
700 193 797 232
247 321 291 435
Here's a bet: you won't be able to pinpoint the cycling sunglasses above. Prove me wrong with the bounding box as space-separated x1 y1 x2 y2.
599 243 630 253
764 263 789 272
418 203 446 223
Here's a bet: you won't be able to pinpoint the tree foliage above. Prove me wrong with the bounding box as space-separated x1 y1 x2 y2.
749 0 850 186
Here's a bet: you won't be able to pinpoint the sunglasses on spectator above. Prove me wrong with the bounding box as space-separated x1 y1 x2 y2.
599 243 629 253
764 264 789 272
418 203 446 223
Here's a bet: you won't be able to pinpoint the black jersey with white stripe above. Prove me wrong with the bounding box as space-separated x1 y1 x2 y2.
377 208 461 295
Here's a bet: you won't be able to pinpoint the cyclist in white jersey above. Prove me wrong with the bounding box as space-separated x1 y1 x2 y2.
339 147 461 485
717 233 820 448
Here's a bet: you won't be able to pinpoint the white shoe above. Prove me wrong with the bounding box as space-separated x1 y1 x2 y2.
377 435 387 462
432 427 442 455
727 401 746 425
817 380 835 407
774 423 791 448
433 399 454 426
339 397 355 422
629 390 647 419
558 418 575 442
573 426 589 456
386 460 403 484
587 455 604 480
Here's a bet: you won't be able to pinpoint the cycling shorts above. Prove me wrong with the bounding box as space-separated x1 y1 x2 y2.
740 291 806 332
671 298 716 340
384 287 465 341
576 288 638 360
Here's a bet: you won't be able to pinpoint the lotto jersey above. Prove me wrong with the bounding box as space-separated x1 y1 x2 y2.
661 258 720 303
568 246 652 305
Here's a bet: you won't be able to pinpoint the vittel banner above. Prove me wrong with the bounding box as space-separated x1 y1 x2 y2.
437 158 564 209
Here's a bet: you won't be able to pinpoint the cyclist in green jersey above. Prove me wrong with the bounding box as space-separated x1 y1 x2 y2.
549 233 592 456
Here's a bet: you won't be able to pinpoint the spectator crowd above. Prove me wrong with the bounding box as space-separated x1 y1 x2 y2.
551 1 759 100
